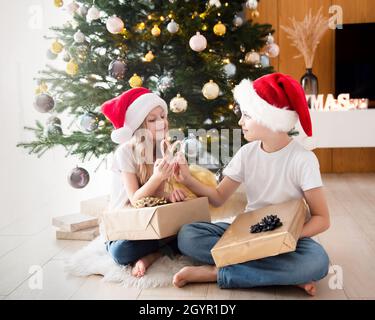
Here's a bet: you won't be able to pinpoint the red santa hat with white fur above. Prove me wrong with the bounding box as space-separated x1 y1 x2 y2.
101 87 168 144
233 73 312 137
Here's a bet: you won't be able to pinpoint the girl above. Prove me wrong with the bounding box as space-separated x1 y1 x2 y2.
101 87 186 278
173 73 330 296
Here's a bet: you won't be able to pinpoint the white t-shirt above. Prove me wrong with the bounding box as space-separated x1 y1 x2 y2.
223 139 323 213
108 142 138 211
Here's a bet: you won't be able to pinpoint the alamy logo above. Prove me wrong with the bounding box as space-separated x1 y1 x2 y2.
328 265 344 290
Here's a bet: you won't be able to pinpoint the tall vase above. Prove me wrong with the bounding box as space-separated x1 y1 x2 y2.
301 68 318 109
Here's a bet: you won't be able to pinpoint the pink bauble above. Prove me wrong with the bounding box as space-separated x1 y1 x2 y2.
106 15 124 34
189 32 207 52
266 43 280 58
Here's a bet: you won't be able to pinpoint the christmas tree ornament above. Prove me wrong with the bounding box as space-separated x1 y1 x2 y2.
87 6 100 22
170 94 187 113
66 1 79 15
265 42 280 58
62 50 71 62
51 39 63 54
213 21 226 36
73 30 85 43
77 4 88 17
209 0 222 8
189 32 207 52
54 0 63 8
66 59 79 76
108 59 127 79
46 49 58 60
233 102 242 118
167 19 179 34
46 115 61 126
144 51 155 62
136 22 146 31
223 62 236 77
34 93 55 113
251 10 260 18
106 15 124 34
245 50 260 64
128 73 143 88
151 25 161 36
79 112 99 133
157 75 173 93
75 45 88 63
46 123 63 137
233 15 243 27
260 54 270 67
204 118 213 125
202 80 220 100
35 82 48 95
245 0 258 10
68 166 90 189
240 44 246 52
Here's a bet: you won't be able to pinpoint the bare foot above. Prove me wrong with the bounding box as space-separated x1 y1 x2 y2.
297 282 317 296
173 265 218 288
131 252 162 278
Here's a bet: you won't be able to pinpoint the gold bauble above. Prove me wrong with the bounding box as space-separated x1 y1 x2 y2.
129 73 143 88
144 51 155 62
151 25 161 36
213 21 226 36
66 59 79 76
51 40 63 54
35 82 48 95
251 10 260 18
54 0 63 8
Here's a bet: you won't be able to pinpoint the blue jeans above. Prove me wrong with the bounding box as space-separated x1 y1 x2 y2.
106 236 180 266
177 222 330 289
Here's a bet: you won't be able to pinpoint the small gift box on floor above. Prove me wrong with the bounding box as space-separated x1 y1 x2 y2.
52 213 100 240
211 198 308 268
102 197 210 241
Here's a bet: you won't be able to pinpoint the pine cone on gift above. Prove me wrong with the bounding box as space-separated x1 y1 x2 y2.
250 214 283 234
134 197 168 208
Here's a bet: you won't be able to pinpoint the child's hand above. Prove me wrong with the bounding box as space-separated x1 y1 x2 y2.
153 157 174 181
173 152 192 184
168 189 187 203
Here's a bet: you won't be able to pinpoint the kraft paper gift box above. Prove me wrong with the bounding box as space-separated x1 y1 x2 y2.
211 198 308 268
101 197 211 241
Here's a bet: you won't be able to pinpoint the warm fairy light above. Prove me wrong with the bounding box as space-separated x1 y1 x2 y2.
160 16 165 21
137 22 146 30
202 24 208 31
223 58 230 64
217 13 221 17
228 104 234 110
148 15 152 20
168 13 173 19
225 2 229 6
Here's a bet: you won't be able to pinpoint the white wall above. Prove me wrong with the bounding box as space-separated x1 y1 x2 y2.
0 0 110 233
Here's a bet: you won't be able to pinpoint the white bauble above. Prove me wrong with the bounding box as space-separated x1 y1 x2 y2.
223 63 236 77
73 30 86 43
233 15 244 27
245 0 258 10
106 15 124 34
189 32 207 52
202 80 220 100
87 6 100 22
266 33 274 44
265 43 280 58
245 50 260 64
66 1 79 15
170 94 188 113
167 20 179 34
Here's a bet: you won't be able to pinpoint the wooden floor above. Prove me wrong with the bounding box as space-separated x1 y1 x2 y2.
1 174 375 300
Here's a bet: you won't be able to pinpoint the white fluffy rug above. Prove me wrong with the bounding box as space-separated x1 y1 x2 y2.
65 218 235 289
65 236 197 289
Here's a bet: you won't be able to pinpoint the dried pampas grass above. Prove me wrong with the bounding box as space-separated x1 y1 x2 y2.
281 7 330 68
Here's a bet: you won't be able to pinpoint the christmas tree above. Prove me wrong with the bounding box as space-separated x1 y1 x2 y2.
17 0 277 184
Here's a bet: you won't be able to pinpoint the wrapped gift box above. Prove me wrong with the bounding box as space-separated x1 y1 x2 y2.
211 198 308 268
101 197 210 241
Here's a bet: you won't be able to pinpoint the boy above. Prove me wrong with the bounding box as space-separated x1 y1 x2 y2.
173 73 330 296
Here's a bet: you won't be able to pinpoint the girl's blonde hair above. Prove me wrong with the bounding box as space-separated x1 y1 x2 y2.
129 115 168 186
